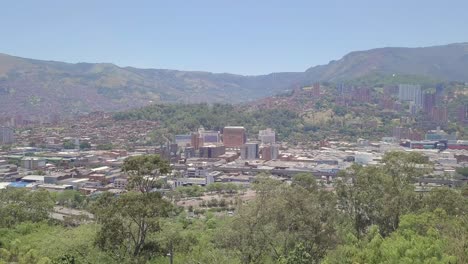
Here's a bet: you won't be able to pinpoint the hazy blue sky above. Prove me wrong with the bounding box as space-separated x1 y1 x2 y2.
1 0 467 75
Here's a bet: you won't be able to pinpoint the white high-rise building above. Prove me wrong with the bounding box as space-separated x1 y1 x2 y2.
198 127 221 144
258 128 276 144
398 84 422 107
0 127 15 145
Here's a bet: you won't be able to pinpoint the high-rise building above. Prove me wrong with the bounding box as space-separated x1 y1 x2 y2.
409 102 418 115
383 85 398 96
312 82 321 97
457 105 467 123
432 107 448 124
223 126 246 148
199 144 226 158
398 84 422 107
198 127 221 144
261 144 279 161
189 127 221 149
435 83 445 104
423 93 436 114
0 127 14 145
258 128 276 144
191 132 201 150
175 134 192 147
353 87 371 103
240 142 259 160
184 147 196 159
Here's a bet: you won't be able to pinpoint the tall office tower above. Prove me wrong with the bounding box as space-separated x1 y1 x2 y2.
191 132 201 150
199 144 226 158
398 84 422 107
312 82 321 97
240 142 259 160
423 93 436 114
435 83 445 104
0 127 15 145
353 87 371 103
383 85 398 96
198 127 221 144
457 105 467 123
432 107 448 124
223 126 246 148
258 128 276 144
261 144 279 161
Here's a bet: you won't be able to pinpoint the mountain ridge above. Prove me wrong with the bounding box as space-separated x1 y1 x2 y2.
1 42 468 119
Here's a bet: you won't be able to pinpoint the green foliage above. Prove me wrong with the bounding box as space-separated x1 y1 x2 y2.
55 190 85 209
0 151 466 263
422 188 467 216
218 176 338 263
0 189 54 228
114 103 302 141
206 182 239 194
62 140 75 150
122 154 170 193
78 141 91 150
0 222 112 263
456 167 468 177
174 185 206 198
346 73 439 87
323 211 462 264
335 151 431 236
91 191 174 262
96 143 113 150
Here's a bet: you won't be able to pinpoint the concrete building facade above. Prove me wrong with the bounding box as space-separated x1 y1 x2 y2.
0 127 15 145
258 128 276 144
241 142 259 160
223 126 246 148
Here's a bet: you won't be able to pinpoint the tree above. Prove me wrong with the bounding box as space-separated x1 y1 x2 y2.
291 173 318 191
55 190 85 209
0 189 54 228
422 187 467 216
323 211 459 264
335 151 431 237
456 167 468 178
219 176 338 263
96 143 113 150
79 142 91 150
122 155 170 193
92 191 173 262
62 140 75 150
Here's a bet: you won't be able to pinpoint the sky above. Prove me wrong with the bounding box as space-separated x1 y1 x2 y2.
1 0 468 75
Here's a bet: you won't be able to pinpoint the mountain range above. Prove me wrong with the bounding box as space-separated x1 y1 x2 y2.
1 42 467 118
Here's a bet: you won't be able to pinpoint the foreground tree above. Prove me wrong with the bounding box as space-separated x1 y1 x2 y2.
335 151 431 237
219 174 338 263
92 191 173 263
323 210 461 264
0 189 54 228
122 154 170 193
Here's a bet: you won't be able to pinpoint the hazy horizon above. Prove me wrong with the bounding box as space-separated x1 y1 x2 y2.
2 0 468 75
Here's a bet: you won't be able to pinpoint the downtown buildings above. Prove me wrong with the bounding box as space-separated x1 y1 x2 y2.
0 127 15 145
222 126 247 148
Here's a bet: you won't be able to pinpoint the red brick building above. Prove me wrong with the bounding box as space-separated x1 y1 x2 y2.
222 126 246 148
